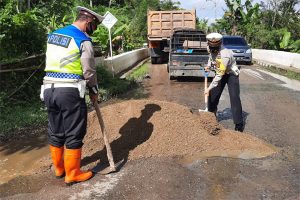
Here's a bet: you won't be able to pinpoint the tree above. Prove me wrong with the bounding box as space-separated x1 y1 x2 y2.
159 0 180 10
223 0 260 35
196 18 209 33
257 0 300 51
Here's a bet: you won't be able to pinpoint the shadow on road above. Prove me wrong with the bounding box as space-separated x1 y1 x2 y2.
175 76 214 83
217 108 249 125
82 103 162 172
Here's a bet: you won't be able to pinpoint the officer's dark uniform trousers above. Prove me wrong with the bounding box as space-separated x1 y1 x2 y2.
44 86 87 149
208 73 243 125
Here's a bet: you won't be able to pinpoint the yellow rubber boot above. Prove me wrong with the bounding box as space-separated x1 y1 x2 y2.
64 148 93 185
49 145 65 178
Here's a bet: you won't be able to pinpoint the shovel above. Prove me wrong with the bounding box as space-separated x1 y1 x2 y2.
199 70 209 112
93 101 117 174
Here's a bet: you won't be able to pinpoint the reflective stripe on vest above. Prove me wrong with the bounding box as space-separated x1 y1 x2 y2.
45 25 91 76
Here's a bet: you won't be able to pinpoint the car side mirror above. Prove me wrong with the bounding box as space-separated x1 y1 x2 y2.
248 43 251 47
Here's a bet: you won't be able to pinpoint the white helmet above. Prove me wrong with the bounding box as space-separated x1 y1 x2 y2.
206 33 223 47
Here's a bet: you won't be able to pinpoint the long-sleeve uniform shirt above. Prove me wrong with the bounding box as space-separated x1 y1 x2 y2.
80 40 97 88
207 47 237 90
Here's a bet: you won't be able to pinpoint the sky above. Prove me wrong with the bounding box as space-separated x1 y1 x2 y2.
173 0 299 24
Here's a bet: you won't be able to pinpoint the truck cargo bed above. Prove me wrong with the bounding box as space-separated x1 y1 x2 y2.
148 10 196 40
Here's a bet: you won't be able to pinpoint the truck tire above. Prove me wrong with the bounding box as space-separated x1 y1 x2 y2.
157 57 162 64
169 74 175 80
246 61 252 65
151 57 157 64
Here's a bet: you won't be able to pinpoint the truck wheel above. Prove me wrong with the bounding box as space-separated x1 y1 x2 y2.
151 57 157 64
169 75 175 80
157 57 162 64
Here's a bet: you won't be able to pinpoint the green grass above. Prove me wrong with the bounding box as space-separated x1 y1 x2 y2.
264 66 300 81
0 102 47 134
96 65 134 101
0 64 148 135
126 63 149 81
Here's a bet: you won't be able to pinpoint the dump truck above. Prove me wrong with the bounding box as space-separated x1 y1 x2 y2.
147 10 196 64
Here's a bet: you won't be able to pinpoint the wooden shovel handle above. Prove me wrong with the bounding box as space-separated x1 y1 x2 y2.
93 102 116 171
204 74 208 105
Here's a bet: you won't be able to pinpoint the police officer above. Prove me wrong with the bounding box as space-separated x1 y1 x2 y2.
41 6 104 185
204 33 244 132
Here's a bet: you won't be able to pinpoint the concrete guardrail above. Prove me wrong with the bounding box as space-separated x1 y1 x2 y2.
252 49 300 71
95 48 149 75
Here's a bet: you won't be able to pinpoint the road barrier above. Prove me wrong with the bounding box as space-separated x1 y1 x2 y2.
1 48 150 75
252 49 300 71
95 48 149 75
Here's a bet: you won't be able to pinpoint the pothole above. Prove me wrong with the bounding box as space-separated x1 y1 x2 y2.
0 135 48 184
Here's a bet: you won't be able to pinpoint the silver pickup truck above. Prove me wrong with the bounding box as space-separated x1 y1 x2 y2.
167 29 214 80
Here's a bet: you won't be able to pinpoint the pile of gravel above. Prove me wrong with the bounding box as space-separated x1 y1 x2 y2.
81 99 276 167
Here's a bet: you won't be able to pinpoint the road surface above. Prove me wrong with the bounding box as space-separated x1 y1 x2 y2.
0 62 299 200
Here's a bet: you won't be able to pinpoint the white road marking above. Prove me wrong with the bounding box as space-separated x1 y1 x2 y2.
257 69 300 91
242 69 265 80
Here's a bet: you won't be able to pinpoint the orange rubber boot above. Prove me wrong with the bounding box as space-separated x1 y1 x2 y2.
64 148 93 185
49 145 65 178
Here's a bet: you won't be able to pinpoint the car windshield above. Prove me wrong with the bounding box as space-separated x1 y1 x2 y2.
223 37 247 46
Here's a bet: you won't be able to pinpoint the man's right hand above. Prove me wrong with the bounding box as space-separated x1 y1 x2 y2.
204 66 210 72
89 93 98 104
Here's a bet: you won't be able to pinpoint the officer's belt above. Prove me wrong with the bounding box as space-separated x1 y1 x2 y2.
43 82 79 89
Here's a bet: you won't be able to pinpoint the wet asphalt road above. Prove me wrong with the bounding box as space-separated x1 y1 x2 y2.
1 62 300 199
127 62 300 200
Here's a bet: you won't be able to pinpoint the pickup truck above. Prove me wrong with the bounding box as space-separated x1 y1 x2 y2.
167 29 214 80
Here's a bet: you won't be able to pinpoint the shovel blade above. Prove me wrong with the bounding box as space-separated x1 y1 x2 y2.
95 159 125 175
99 166 117 175
199 107 208 112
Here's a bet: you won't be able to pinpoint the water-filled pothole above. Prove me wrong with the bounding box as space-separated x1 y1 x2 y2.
0 134 48 184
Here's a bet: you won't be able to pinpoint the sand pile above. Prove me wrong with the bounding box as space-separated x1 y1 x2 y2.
81 99 276 167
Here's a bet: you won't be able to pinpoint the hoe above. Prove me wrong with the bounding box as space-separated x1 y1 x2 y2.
93 101 117 174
